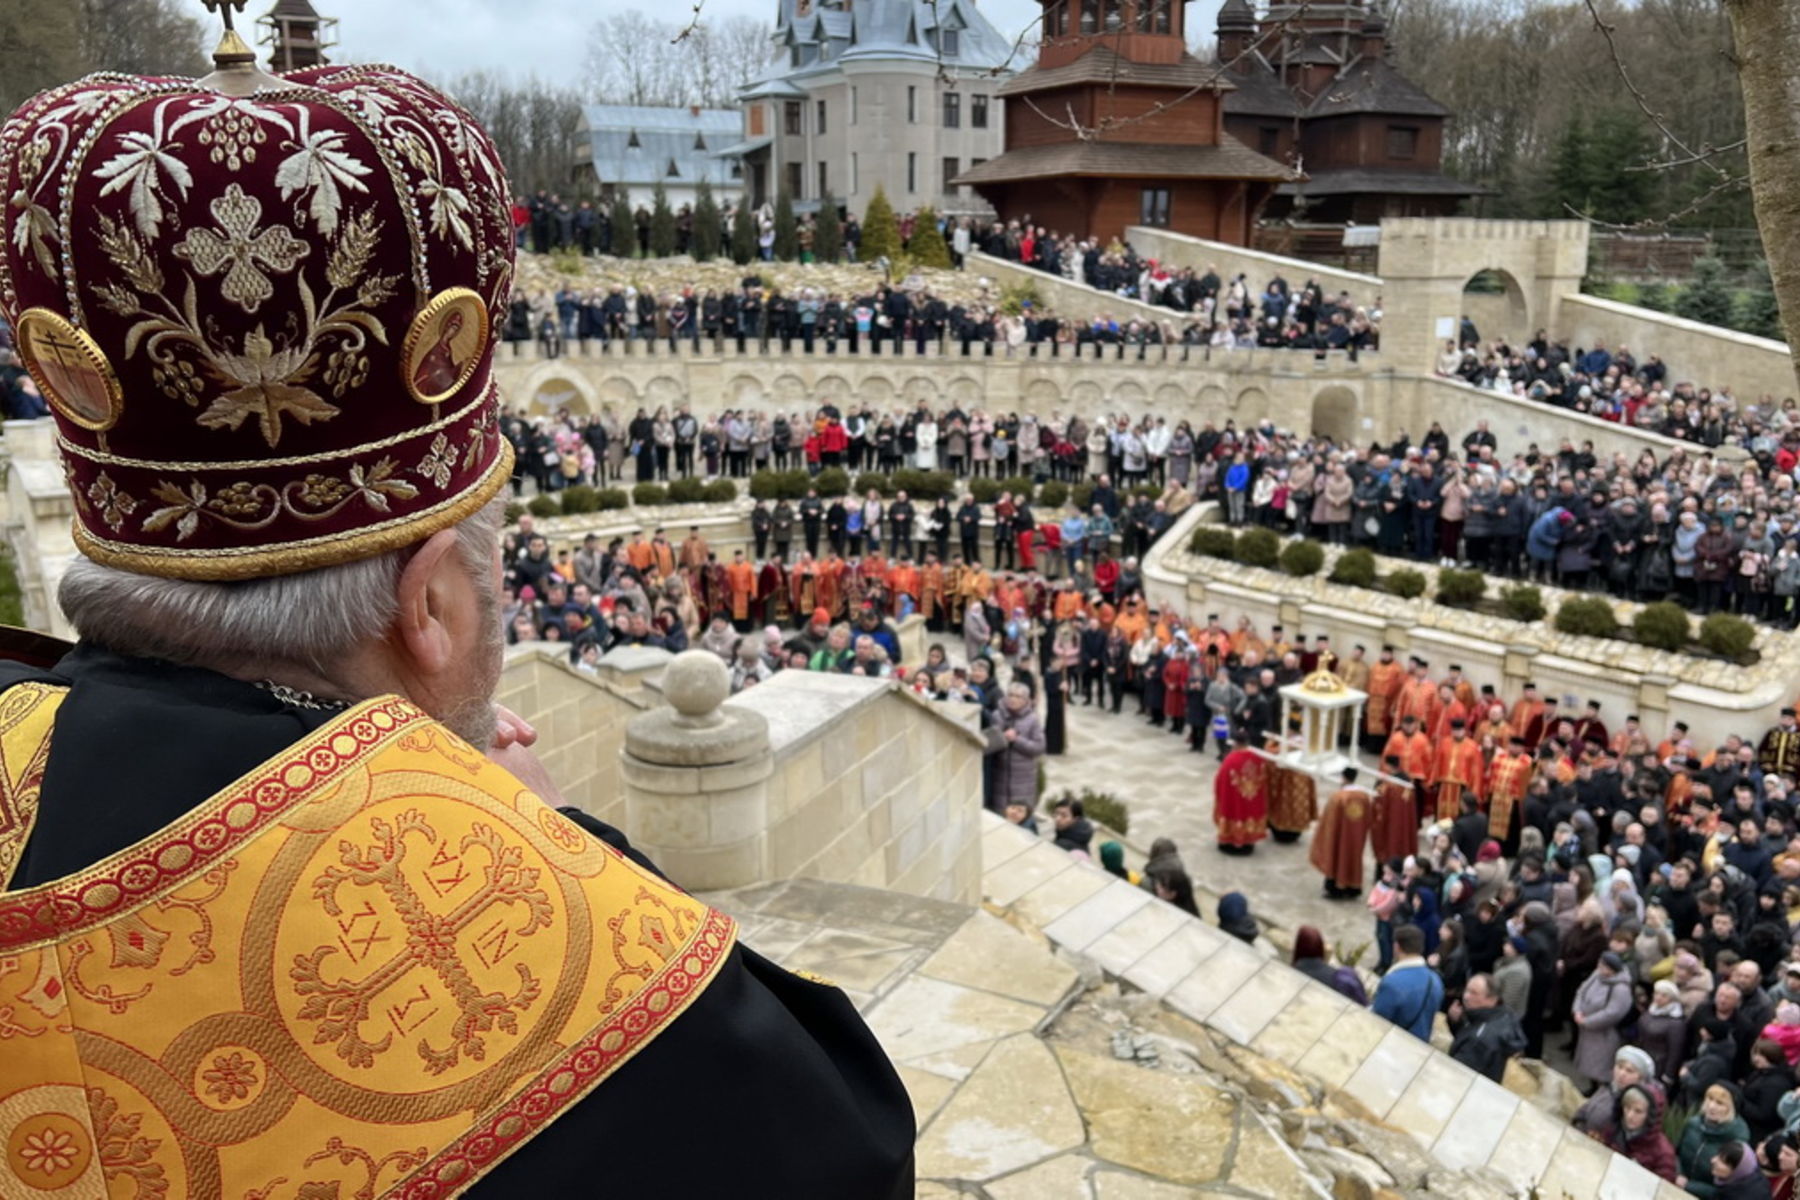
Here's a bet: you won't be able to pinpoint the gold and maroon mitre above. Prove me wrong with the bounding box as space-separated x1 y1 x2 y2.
0 54 516 579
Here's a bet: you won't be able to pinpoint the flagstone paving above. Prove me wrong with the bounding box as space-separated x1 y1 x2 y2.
1045 696 1377 958
708 844 1690 1199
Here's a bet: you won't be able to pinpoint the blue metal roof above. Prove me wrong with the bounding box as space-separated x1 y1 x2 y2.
577 106 747 190
741 0 1014 95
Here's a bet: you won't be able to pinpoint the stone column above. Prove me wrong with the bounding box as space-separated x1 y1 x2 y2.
622 651 773 891
1502 643 1539 699
1637 672 1676 734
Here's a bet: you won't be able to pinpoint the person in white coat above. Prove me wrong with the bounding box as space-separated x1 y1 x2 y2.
1144 418 1173 486
914 414 939 470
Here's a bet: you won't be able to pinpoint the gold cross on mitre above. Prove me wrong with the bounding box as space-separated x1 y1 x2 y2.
198 0 284 94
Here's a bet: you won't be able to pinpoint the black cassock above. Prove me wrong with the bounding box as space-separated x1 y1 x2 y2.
5 643 915 1199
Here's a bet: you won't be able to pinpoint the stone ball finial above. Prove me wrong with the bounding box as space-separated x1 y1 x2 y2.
663 650 731 727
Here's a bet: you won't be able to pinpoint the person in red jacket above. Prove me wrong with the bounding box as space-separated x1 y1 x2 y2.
1604 1084 1678 1182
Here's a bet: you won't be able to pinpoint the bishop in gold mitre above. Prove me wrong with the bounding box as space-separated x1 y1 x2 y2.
0 6 912 1196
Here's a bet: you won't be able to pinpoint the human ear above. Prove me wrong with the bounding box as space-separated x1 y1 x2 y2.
394 528 465 679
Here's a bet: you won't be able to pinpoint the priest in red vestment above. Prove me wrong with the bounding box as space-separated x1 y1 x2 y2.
1363 645 1406 748
1431 719 1486 821
1311 767 1374 898
1264 741 1319 843
1162 648 1191 737
1370 755 1419 864
1213 734 1269 854
1485 736 1534 857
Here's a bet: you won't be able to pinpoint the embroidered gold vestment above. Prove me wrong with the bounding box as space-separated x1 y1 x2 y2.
0 692 733 1198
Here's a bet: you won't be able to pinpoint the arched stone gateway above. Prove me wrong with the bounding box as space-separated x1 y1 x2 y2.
1198 384 1230 419
1155 383 1188 410
1024 378 1061 408
903 376 941 406
1068 380 1103 414
772 373 808 406
530 377 588 414
597 375 640 412
1460 267 1531 347
815 374 852 407
1236 386 1269 418
949 376 983 407
1311 385 1359 442
1377 217 1589 376
1113 381 1147 410
860 376 896 408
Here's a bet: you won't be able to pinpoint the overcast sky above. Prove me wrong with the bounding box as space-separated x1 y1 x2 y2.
174 0 1226 88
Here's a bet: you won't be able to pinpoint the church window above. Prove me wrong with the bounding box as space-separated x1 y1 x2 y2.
1139 187 1171 227
667 158 680 178
1079 0 1098 34
935 27 960 56
1258 126 1279 156
694 132 708 150
1102 0 1122 32
972 94 989 128
943 92 961 128
1386 125 1420 161
784 101 803 135
817 99 827 133
627 130 641 149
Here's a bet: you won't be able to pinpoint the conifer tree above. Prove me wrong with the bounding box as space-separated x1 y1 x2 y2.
772 189 798 260
860 184 902 263
648 181 677 257
1735 260 1783 338
813 188 843 262
1675 256 1736 328
730 200 757 265
608 190 636 258
907 206 952 269
691 180 720 262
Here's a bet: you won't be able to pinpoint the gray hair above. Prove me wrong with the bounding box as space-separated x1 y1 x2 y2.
59 499 506 676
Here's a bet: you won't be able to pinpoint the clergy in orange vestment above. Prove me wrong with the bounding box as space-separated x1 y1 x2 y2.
1431 721 1486 821
1393 659 1440 732
1509 683 1546 746
1428 685 1469 745
817 555 847 618
726 551 757 627
920 558 947 626
1445 666 1477 713
1485 737 1533 856
1382 716 1436 782
679 527 710 570
1370 756 1419 864
624 533 655 574
650 530 677 580
887 561 921 615
1051 583 1085 624
1213 735 1268 852
1364 646 1406 742
1311 768 1374 897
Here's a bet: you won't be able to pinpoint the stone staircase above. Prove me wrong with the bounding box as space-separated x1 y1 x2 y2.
977 813 1687 1200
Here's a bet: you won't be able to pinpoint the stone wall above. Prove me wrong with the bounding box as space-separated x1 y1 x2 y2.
725 671 986 904
1559 293 1796 401
1124 224 1382 299
1143 505 1795 749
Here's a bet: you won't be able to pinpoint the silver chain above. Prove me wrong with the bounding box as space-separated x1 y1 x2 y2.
256 680 352 712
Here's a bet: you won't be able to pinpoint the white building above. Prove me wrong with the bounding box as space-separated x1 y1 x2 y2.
729 0 1014 216
573 105 748 210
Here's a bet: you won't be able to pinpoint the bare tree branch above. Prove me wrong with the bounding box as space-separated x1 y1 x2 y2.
1562 171 1751 231
1580 0 1733 182
1624 138 1749 174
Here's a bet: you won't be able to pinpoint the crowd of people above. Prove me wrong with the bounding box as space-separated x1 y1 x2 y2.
504 383 1800 626
499 379 1800 1192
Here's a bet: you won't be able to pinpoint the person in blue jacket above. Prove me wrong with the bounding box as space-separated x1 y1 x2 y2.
1526 506 1573 582
1224 456 1251 526
1373 924 1446 1040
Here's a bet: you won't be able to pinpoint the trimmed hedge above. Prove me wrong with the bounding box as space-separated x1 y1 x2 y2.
1279 539 1325 576
891 468 957 500
1038 481 1070 509
558 484 600 514
1328 547 1377 587
813 467 851 497
1384 568 1427 599
1499 584 1546 622
1190 526 1237 559
667 477 708 503
1699 612 1757 659
1434 568 1486 608
968 477 1002 504
1632 601 1692 651
702 479 738 503
999 474 1037 502
853 472 895 498
504 502 525 525
750 469 809 500
1071 481 1096 512
1235 527 1281 569
632 482 668 506
526 494 559 519
1555 596 1619 639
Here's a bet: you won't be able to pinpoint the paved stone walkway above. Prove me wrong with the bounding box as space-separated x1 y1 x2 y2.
1044 695 1373 958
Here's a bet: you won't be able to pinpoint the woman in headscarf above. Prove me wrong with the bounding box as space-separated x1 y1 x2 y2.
1291 925 1368 1004
1604 872 1646 933
1148 866 1199 917
699 616 738 662
1676 951 1718 1016
1604 1084 1678 1182
1217 892 1259 945
1138 838 1184 893
1099 842 1136 884
1640 978 1689 1086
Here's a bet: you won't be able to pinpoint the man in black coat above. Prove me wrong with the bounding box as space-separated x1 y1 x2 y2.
1448 973 1528 1082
